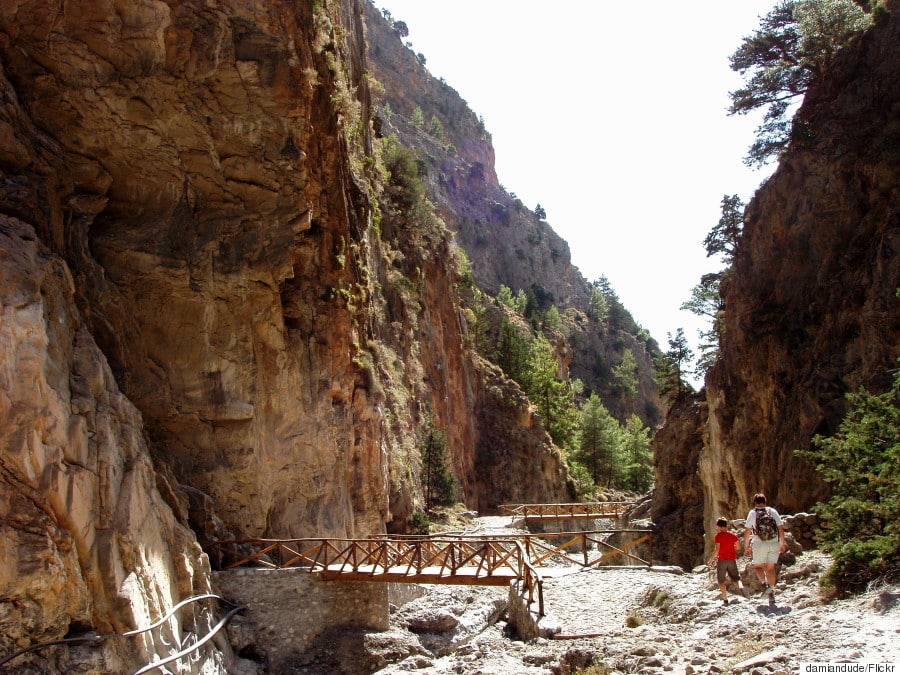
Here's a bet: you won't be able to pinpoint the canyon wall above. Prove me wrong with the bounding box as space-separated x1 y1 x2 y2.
0 0 576 668
653 11 900 566
0 217 219 670
363 3 663 428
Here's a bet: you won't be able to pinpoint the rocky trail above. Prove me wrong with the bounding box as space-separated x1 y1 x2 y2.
300 517 900 674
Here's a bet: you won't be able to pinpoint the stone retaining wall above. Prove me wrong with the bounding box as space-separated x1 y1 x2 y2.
213 568 388 672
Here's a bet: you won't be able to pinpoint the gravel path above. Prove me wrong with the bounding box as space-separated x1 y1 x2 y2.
366 518 900 674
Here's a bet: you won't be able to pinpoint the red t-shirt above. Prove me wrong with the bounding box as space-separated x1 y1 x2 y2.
714 531 739 561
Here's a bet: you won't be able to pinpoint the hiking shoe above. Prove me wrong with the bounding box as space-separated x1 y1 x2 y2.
761 584 771 598
721 598 729 606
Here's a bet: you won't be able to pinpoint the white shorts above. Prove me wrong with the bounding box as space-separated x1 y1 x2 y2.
751 538 780 565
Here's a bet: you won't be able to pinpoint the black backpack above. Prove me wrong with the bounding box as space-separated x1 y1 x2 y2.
754 506 779 541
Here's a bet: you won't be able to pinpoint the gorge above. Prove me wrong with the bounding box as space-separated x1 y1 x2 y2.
0 0 897 672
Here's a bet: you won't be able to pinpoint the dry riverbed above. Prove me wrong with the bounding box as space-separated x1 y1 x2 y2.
298 517 900 674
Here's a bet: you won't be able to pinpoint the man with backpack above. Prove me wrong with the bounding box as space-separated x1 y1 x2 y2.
743 493 787 603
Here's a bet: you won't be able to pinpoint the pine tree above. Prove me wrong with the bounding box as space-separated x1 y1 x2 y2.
576 394 623 487
655 329 694 400
800 369 900 592
410 106 424 128
588 285 609 324
703 194 745 263
613 349 638 400
494 318 532 385
526 336 579 451
729 0 870 165
421 423 457 510
621 414 653 492
681 273 724 377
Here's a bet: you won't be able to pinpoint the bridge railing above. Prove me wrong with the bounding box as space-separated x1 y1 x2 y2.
210 529 655 618
212 536 546 614
211 528 653 573
518 529 653 567
498 502 635 519
213 537 528 576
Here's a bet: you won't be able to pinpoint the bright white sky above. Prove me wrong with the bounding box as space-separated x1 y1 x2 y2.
376 1 778 381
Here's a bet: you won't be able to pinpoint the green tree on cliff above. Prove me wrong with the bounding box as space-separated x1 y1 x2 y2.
799 368 900 593
410 106 424 128
655 329 694 400
613 349 639 401
420 421 457 510
681 273 724 377
525 335 579 450
703 194 744 264
588 284 610 325
621 414 654 492
495 318 532 385
683 194 745 376
575 394 623 487
729 0 870 165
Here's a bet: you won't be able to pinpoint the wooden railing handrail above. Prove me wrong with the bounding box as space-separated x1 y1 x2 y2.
209 529 655 619
211 530 654 570
497 501 635 519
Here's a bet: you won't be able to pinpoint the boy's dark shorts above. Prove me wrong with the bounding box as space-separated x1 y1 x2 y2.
717 559 740 583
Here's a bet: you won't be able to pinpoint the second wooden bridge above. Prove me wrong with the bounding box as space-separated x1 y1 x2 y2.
498 501 635 521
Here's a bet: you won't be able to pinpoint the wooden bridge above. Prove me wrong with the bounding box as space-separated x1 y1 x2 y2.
211 529 653 616
498 501 634 521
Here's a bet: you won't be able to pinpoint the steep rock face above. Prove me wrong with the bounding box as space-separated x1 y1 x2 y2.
0 217 217 671
0 5 577 665
653 13 900 566
649 391 706 570
363 4 663 427
0 0 399 545
363 3 586 308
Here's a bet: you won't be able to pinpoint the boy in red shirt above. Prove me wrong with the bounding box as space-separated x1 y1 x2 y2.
708 517 745 605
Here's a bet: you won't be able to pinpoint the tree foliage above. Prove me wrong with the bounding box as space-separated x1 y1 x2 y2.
494 318 532 385
703 194 745 264
571 399 654 494
681 272 724 378
683 194 745 378
429 115 444 139
800 369 900 593
613 349 638 400
575 394 624 487
621 414 654 492
526 336 579 450
729 0 870 165
410 106 424 128
542 304 563 332
421 422 457 510
588 285 609 324
592 276 640 335
655 329 694 400
497 284 527 314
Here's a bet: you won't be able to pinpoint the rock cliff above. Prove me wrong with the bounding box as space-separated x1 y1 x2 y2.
362 3 663 427
653 10 900 566
0 216 218 670
0 0 579 668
